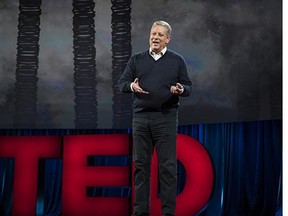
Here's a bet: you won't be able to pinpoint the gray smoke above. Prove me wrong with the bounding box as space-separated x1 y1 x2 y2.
0 0 281 127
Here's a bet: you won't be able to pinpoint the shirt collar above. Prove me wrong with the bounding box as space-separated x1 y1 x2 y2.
149 47 167 56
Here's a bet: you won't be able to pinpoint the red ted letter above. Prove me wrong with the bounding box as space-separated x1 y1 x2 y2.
148 134 214 216
0 136 61 216
62 134 130 216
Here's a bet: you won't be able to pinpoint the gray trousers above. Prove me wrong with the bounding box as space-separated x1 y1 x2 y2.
132 111 177 216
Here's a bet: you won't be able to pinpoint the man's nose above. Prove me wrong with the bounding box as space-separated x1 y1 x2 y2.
154 34 160 39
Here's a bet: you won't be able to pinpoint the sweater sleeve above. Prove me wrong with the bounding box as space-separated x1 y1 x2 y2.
178 56 192 97
118 56 135 93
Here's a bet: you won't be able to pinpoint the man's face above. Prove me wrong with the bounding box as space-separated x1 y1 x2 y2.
149 25 171 53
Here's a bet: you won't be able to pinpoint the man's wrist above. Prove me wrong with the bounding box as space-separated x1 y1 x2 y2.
130 83 134 92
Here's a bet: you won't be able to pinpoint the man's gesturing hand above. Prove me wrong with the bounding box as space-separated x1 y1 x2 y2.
170 83 184 95
132 78 149 94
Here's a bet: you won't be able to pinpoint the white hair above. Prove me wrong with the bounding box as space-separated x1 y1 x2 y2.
152 20 172 37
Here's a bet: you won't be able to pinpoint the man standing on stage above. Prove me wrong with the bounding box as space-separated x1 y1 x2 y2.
118 20 192 216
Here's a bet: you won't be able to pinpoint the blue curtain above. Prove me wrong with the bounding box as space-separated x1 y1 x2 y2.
178 120 282 216
0 120 282 216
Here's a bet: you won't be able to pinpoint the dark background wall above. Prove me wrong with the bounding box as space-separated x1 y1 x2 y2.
0 0 282 128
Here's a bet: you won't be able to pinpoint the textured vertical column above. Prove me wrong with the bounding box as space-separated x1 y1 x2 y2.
14 0 42 128
72 0 98 128
111 0 132 128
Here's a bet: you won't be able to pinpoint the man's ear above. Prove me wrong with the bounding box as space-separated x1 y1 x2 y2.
166 36 171 44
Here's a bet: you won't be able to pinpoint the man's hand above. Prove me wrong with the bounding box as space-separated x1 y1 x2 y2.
132 78 149 94
170 83 184 95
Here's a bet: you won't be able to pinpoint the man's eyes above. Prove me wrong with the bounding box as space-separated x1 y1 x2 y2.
151 33 164 37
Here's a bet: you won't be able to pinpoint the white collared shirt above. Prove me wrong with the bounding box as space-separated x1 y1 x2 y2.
149 47 167 61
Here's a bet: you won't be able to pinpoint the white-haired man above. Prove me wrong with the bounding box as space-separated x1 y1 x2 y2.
119 20 192 216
